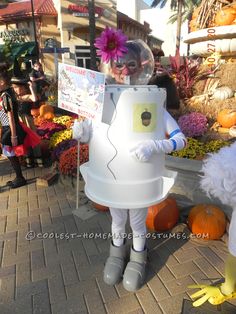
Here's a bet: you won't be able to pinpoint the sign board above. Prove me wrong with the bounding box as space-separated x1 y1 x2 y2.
41 47 70 54
0 28 28 38
44 38 57 48
73 12 98 17
58 63 105 121
68 4 103 17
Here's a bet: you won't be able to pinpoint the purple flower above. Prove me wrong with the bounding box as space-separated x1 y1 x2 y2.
51 139 77 161
95 27 128 63
178 112 208 138
36 122 66 140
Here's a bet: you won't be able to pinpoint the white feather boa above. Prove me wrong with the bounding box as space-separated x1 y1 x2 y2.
201 142 236 207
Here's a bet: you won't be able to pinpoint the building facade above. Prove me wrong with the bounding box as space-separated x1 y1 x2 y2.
0 0 160 75
0 0 117 75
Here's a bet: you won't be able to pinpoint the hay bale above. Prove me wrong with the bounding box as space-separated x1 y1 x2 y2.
214 64 236 91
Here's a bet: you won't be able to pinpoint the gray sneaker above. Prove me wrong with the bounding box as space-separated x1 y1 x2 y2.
103 242 127 286
123 247 147 292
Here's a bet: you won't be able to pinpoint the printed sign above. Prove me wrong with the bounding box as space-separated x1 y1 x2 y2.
58 63 105 121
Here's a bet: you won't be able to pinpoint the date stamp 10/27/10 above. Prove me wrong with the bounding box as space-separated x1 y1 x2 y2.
206 28 217 67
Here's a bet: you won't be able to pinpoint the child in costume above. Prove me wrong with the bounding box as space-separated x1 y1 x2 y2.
189 142 236 306
76 28 187 291
0 61 40 188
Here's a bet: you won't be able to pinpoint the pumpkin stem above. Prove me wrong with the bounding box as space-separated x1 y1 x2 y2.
206 208 213 215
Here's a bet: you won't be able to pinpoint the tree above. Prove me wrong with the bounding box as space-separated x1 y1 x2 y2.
151 0 200 53
168 0 201 24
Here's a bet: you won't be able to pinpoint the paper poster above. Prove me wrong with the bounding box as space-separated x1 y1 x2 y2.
58 63 105 121
133 103 157 132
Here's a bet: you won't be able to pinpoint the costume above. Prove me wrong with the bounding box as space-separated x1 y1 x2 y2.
190 142 236 306
0 87 40 157
76 30 187 291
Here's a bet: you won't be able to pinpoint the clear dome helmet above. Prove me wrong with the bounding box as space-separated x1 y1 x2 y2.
100 39 154 85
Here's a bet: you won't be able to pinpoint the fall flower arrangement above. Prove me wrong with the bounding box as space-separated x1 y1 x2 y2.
36 121 66 140
171 137 230 159
51 139 78 161
178 112 208 138
49 129 72 148
53 115 73 126
59 144 89 177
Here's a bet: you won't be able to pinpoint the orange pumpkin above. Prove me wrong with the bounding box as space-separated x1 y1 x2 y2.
214 7 236 26
188 204 226 240
43 112 55 120
92 202 109 212
217 109 236 128
39 103 54 114
146 198 179 232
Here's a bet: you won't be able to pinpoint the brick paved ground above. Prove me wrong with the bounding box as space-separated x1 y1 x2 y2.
0 156 236 314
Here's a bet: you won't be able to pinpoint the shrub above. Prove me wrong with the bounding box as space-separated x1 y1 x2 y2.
171 137 230 159
49 129 72 148
51 139 78 161
178 112 208 137
59 144 89 177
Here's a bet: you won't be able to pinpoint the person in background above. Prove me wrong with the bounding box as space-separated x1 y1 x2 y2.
29 61 49 100
149 49 180 110
11 77 43 167
0 63 27 188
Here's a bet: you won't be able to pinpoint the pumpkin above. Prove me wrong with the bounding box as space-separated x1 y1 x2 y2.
188 204 226 240
146 198 179 232
43 112 55 120
214 7 236 26
92 202 109 212
39 104 54 116
213 87 234 101
217 109 236 128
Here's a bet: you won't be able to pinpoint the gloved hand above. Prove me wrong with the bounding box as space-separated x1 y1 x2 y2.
188 284 236 306
72 119 91 143
130 139 174 162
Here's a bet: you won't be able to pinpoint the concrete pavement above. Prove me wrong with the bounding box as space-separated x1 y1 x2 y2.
0 156 236 314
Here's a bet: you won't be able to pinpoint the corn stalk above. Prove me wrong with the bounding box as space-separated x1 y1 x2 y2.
196 0 234 29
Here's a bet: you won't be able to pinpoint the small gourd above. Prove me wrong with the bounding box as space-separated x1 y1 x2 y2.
188 204 226 240
213 87 234 100
214 7 236 26
217 109 236 128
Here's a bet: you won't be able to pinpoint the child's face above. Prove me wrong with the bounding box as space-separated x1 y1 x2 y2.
12 84 27 96
34 63 40 71
111 50 142 85
0 78 8 92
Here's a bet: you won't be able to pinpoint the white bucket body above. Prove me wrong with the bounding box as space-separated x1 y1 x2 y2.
80 85 177 208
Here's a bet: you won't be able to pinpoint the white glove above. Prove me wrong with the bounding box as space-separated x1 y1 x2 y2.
72 119 91 143
130 139 178 162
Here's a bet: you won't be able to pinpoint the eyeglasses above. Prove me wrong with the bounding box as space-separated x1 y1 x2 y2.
113 60 139 73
